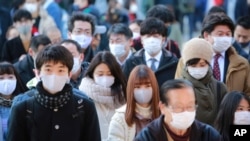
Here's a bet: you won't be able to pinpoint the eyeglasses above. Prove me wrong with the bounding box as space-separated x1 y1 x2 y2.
167 105 198 113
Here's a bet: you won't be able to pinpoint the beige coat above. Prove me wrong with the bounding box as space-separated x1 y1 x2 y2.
107 105 136 141
175 47 250 96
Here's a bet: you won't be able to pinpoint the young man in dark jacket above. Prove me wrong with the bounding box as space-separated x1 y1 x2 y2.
122 17 178 87
134 79 222 141
7 45 101 141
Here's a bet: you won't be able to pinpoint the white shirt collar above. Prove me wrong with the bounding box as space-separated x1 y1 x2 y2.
43 0 53 9
145 50 162 62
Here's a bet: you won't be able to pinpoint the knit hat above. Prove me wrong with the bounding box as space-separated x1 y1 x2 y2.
182 38 214 65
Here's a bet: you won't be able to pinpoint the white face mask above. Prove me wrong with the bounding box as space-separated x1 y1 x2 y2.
234 111 250 125
132 32 140 39
142 37 162 56
0 79 17 95
41 74 69 94
94 75 115 88
71 57 81 74
170 111 195 130
71 34 93 49
187 66 209 80
23 3 38 13
134 87 153 104
109 44 126 58
212 36 233 53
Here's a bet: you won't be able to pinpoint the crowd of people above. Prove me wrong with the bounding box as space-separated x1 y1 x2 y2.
0 0 250 141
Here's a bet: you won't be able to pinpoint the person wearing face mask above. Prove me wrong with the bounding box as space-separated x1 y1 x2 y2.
8 45 101 141
123 17 178 87
68 12 106 62
175 12 250 96
134 79 222 141
214 91 250 141
0 62 27 141
108 23 135 67
234 16 250 62
14 34 51 85
181 38 228 126
131 4 181 59
107 65 160 141
1 9 33 63
79 51 127 140
61 39 89 89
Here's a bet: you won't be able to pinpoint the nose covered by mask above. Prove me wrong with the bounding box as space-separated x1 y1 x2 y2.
234 111 250 125
94 75 115 88
109 44 126 58
169 111 196 130
142 37 162 56
17 25 32 35
41 74 69 94
134 87 153 104
0 79 17 95
71 34 93 49
187 66 209 80
212 36 233 53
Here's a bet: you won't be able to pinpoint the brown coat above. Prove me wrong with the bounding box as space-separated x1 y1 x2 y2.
175 47 250 96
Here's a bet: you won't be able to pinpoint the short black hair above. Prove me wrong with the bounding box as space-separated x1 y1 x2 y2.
140 17 166 36
30 35 51 52
207 6 226 15
13 9 32 22
160 79 194 105
35 45 73 72
236 16 250 29
146 4 175 23
186 58 209 66
201 13 234 37
68 12 95 35
107 23 133 39
12 0 25 10
61 39 82 53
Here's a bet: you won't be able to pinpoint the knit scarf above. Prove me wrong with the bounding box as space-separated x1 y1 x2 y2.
0 96 12 107
35 82 72 110
79 77 124 108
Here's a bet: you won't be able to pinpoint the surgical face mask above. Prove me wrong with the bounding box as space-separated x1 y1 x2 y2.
142 37 162 56
169 111 196 130
234 111 250 125
41 74 69 94
0 79 17 95
109 44 126 58
134 87 153 104
23 3 38 13
17 25 32 35
94 75 115 88
71 57 81 74
212 36 233 53
132 32 140 39
129 3 138 13
187 66 209 80
71 34 93 49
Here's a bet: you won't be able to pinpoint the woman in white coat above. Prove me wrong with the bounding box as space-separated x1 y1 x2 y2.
107 65 160 141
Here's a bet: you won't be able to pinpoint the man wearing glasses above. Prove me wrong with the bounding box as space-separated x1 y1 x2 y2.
134 79 222 141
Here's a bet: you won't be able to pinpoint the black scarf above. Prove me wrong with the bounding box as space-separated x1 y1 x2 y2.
0 96 12 107
35 82 72 110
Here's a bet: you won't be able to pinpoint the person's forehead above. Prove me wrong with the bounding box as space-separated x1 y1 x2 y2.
73 21 92 29
41 61 66 68
109 34 126 39
213 25 232 32
167 87 195 103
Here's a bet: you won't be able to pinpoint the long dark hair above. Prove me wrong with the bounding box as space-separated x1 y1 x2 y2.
214 91 250 141
85 51 127 104
0 61 28 97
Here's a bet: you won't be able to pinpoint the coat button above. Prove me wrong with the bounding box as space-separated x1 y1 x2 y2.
55 125 60 130
54 109 58 112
